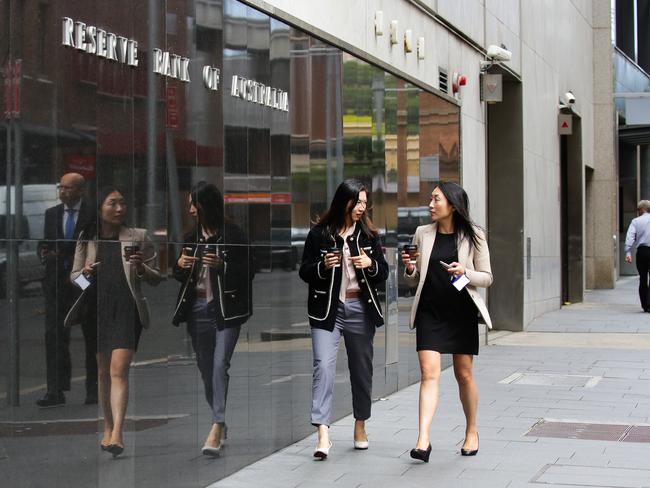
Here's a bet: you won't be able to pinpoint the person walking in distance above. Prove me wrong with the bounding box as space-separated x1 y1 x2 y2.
37 173 96 407
625 200 650 312
299 179 388 459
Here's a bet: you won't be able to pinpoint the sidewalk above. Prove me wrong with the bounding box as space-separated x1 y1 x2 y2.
211 277 650 488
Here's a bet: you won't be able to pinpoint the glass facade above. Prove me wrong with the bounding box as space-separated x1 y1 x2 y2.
0 1 460 485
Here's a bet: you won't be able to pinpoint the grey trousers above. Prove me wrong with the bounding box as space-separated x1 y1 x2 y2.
188 299 241 424
311 299 375 426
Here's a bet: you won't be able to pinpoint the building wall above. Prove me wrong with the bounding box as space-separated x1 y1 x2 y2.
251 0 603 325
1 1 465 485
0 1 614 485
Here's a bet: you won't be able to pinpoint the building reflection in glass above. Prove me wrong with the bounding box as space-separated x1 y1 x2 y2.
0 0 459 485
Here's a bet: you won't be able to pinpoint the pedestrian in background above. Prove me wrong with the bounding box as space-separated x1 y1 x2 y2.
624 200 650 312
173 182 254 457
37 173 96 407
299 179 388 459
66 186 163 457
402 182 492 462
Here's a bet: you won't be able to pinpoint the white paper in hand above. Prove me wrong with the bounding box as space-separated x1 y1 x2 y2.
451 274 470 291
74 273 91 291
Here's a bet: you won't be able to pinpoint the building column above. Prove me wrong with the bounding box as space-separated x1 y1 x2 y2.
587 0 618 289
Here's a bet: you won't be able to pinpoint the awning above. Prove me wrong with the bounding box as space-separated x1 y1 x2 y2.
619 125 650 145
1 121 96 143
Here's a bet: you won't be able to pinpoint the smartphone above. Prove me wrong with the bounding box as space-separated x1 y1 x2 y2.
202 244 217 256
439 261 452 269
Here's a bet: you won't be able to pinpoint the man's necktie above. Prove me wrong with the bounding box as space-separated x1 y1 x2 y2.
64 208 76 240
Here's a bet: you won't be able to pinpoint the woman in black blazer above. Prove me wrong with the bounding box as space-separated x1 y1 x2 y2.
299 179 388 459
173 182 253 456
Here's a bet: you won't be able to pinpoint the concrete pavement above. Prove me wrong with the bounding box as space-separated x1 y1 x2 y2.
212 276 650 488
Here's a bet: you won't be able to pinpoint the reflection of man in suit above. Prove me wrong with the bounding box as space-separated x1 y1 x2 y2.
36 173 97 407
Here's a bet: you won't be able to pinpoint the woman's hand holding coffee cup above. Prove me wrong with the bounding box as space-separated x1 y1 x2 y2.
128 250 145 273
401 244 419 274
177 247 199 269
324 248 341 269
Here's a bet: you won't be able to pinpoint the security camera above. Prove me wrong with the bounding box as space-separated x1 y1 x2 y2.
561 91 576 105
486 44 512 62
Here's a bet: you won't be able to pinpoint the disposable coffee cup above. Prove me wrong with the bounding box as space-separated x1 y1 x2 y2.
124 245 140 261
328 247 341 267
404 244 418 264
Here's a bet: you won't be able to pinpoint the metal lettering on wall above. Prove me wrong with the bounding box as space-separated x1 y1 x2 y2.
60 17 288 111
231 75 289 112
152 49 190 83
61 17 139 67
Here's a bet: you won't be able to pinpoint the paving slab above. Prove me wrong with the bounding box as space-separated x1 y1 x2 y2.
211 279 650 488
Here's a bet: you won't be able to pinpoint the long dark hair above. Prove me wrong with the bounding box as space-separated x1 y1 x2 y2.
83 185 127 239
190 181 225 232
316 179 378 240
436 181 482 249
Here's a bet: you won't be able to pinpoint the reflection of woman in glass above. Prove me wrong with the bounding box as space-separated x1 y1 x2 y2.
300 179 388 459
402 182 492 462
68 187 163 457
173 182 252 456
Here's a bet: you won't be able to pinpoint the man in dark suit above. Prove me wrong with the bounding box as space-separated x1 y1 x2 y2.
36 173 97 407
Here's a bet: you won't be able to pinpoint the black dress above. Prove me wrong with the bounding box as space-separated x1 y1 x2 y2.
88 240 143 353
414 232 479 355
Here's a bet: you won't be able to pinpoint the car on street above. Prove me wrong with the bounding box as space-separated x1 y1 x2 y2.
0 184 59 297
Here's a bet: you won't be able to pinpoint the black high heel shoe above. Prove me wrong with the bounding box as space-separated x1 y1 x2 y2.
409 444 432 463
107 444 124 458
460 433 479 456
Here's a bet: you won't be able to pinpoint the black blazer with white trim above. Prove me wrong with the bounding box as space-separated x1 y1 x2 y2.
299 222 388 331
172 223 254 329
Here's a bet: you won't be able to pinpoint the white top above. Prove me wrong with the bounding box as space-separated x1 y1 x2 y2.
196 228 214 303
625 212 650 257
339 226 360 301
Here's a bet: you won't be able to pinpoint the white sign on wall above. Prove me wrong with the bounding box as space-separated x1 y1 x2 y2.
480 74 502 103
558 114 573 135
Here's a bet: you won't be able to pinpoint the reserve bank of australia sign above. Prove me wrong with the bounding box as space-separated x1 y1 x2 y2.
61 17 289 112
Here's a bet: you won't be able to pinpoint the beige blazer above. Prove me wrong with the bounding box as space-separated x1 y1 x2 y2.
64 226 163 328
404 223 493 329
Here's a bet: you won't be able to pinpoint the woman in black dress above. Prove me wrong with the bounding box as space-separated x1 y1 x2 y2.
69 187 163 457
401 182 492 462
